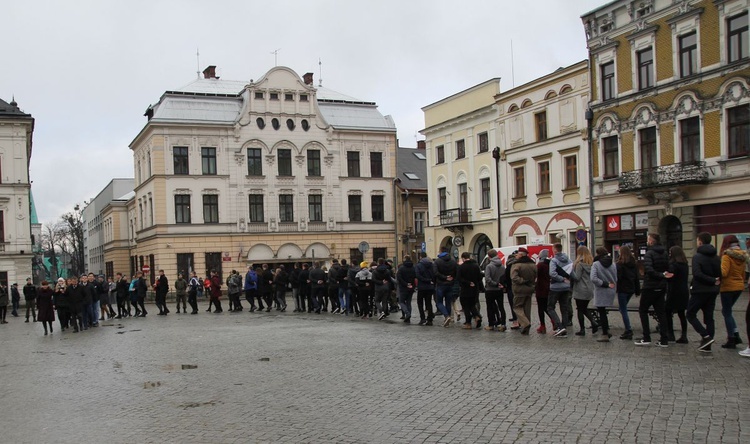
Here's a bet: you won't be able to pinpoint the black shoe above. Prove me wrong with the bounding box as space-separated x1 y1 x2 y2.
521 325 531 335
575 331 585 336
425 320 433 326
403 317 410 324
734 333 743 345
592 324 599 334
620 330 633 340
418 319 426 326
676 336 689 344
698 336 714 351
25 319 29 323
721 338 737 349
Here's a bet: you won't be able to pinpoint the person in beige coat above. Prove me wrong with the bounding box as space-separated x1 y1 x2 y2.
511 248 537 335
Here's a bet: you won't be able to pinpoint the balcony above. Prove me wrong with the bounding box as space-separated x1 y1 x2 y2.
618 161 709 193
439 207 473 232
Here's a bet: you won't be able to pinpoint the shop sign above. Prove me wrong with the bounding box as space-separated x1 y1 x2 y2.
635 213 649 229
621 214 634 230
606 215 621 232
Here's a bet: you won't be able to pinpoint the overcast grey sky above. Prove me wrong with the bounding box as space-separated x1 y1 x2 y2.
2 0 602 224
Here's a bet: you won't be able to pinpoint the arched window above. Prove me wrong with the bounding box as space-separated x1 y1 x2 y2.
301 119 310 131
272 118 280 130
256 117 265 129
286 119 295 131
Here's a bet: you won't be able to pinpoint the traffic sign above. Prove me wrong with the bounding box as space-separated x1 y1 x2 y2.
421 242 426 253
142 265 150 273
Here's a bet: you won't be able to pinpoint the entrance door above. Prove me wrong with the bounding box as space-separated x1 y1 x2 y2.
660 216 682 250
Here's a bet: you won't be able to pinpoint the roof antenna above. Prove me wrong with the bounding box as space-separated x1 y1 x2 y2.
510 39 515 88
271 48 281 66
318 58 323 87
196 48 200 78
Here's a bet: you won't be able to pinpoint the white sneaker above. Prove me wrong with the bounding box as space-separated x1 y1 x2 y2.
739 347 750 358
553 328 567 337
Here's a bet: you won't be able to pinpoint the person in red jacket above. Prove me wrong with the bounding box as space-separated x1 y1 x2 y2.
209 270 223 313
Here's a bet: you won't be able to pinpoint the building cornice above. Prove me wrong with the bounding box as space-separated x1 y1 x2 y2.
420 105 496 135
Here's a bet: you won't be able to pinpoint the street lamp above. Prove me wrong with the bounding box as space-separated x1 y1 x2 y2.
585 107 596 247
491 146 502 248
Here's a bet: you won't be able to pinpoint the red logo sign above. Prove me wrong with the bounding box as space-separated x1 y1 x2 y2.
606 215 620 232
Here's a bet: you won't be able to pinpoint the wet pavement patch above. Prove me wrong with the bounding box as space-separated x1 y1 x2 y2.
178 400 217 410
258 357 270 361
181 364 198 370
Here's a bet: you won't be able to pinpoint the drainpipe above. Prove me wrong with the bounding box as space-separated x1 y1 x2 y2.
585 106 596 247
492 147 502 247
393 178 401 267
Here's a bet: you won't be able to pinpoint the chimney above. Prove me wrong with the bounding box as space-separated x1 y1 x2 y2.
202 65 219 79
417 140 426 150
303 72 314 85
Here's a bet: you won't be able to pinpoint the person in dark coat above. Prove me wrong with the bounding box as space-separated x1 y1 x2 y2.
209 270 223 313
686 232 722 352
154 270 169 315
0 283 8 324
298 264 310 313
36 281 56 335
23 278 37 322
666 246 689 343
274 265 289 312
115 273 130 318
457 252 483 329
53 278 68 330
135 272 149 317
65 277 85 332
10 283 20 317
635 233 670 347
616 246 640 340
415 256 436 326
309 262 326 313
535 250 551 333
396 256 417 323
260 264 274 312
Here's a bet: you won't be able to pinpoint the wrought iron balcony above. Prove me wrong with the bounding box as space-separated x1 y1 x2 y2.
439 207 472 227
618 161 709 192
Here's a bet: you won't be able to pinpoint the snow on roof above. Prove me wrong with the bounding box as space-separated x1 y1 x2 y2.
318 103 395 131
150 97 241 123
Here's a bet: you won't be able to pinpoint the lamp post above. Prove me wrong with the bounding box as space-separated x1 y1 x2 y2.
491 146 502 248
585 107 596 248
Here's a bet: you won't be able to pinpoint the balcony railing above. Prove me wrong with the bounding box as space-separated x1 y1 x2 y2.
439 207 472 226
308 222 326 232
618 161 709 192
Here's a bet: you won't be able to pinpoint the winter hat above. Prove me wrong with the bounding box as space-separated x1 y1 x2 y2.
539 249 549 260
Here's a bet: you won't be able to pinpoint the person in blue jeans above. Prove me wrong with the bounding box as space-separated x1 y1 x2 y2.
396 255 416 323
432 246 457 327
615 246 640 339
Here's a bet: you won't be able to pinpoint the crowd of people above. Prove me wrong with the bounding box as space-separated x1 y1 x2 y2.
1 233 748 357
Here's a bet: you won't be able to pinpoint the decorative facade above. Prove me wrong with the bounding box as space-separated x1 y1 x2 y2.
582 0 750 260
0 98 34 286
495 60 592 257
124 66 397 280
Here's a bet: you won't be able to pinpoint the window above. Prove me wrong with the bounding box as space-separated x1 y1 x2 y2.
538 161 551 193
603 136 619 178
202 195 219 224
477 132 489 153
373 247 387 262
350 249 364 266
515 235 527 245
286 119 295 131
436 145 445 164
270 92 279 100
729 13 749 63
174 195 191 224
279 195 294 222
248 195 264 223
301 119 310 131
307 149 321 176
728 105 750 158
205 252 222 280
514 166 525 198
201 147 216 175
173 147 189 175
300 94 308 102
278 149 292 176
601 62 615 101
535 112 548 141
347 151 360 177
0 210 5 242
414 212 425 235
176 253 194 278
247 148 262 176
438 187 446 212
679 32 697 78
458 183 468 209
348 195 362 221
639 127 657 169
0 271 8 290
455 140 465 159
272 118 280 130
680 117 700 162
372 195 384 221
285 93 294 101
564 155 578 189
308 195 323 222
480 178 491 209
370 152 383 178
256 118 265 129
255 92 264 100
404 173 419 180
637 47 654 90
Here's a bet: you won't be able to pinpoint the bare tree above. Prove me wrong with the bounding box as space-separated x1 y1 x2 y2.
61 203 86 277
40 221 66 279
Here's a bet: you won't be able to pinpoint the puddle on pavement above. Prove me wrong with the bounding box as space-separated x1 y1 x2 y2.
258 357 270 361
178 400 217 409
181 364 197 370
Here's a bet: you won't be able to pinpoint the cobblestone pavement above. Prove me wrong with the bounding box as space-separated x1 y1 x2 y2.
2 296 750 444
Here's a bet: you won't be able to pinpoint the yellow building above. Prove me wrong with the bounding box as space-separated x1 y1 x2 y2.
421 79 501 260
582 0 750 258
117 66 397 282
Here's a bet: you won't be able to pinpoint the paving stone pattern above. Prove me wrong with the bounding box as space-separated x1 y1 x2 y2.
1 297 750 443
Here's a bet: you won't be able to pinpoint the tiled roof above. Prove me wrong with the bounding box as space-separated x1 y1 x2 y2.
396 147 428 190
0 98 31 117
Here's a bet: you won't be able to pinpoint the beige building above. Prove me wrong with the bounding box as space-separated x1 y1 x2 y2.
421 79 501 260
495 61 592 257
122 66 397 282
0 98 34 286
582 0 750 259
